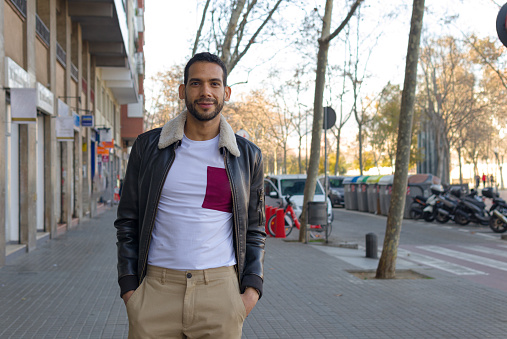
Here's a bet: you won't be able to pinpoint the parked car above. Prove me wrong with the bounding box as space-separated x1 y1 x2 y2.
264 174 334 224
319 175 346 207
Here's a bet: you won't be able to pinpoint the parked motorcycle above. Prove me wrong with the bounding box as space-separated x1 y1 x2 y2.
452 188 489 226
483 187 507 233
409 195 435 221
432 187 460 224
416 185 444 222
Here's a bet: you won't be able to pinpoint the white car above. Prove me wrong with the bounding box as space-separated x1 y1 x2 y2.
264 174 334 224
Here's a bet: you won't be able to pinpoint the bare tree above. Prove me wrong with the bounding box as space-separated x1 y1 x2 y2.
328 51 353 175
145 65 186 130
287 68 312 174
224 90 288 173
269 67 312 173
376 0 425 279
418 36 478 184
192 0 286 73
192 0 211 56
299 0 363 242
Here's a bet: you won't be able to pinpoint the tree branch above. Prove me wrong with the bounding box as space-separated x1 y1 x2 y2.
192 0 211 56
229 0 283 71
232 0 257 63
321 0 364 44
221 0 247 68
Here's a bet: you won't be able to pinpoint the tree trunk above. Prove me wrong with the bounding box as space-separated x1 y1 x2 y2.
299 0 333 242
376 0 425 279
500 157 504 189
283 143 287 174
358 124 363 175
458 146 463 186
334 129 341 175
298 136 303 174
299 0 363 242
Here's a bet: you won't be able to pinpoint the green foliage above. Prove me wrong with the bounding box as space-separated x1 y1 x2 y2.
353 151 376 172
319 153 349 175
362 82 421 172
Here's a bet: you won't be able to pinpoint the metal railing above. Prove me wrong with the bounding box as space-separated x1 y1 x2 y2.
9 0 26 17
71 63 78 82
56 42 66 67
36 14 50 46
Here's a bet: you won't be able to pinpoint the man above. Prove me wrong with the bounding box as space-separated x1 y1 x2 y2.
115 52 265 338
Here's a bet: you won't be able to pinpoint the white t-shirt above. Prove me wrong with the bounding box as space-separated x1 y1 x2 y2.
147 134 236 270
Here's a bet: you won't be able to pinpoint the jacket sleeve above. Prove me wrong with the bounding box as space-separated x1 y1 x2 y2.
241 150 266 298
114 137 142 297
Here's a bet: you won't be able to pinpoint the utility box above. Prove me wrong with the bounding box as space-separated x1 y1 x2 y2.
378 175 394 216
357 176 370 212
344 176 361 210
366 175 384 214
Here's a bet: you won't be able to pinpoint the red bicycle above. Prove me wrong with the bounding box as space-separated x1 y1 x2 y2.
267 195 331 239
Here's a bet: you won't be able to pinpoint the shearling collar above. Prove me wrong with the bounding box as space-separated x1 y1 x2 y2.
157 110 240 157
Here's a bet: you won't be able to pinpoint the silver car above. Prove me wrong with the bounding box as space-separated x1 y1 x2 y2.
319 176 346 207
264 174 334 224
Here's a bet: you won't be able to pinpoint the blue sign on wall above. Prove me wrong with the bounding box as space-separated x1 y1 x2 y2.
73 112 80 130
81 115 94 127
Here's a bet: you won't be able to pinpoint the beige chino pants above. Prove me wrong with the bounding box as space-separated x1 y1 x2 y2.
126 265 246 339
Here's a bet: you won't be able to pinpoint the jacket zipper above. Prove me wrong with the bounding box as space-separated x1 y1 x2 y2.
223 149 241 281
139 145 176 283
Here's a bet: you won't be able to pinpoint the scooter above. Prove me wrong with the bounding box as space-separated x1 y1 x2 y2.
418 185 444 222
430 187 461 224
410 195 430 220
453 194 489 226
483 187 507 233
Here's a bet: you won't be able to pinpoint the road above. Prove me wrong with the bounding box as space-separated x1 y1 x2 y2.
320 207 507 292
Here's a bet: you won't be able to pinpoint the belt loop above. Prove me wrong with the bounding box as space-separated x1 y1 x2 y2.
162 268 166 284
204 270 209 285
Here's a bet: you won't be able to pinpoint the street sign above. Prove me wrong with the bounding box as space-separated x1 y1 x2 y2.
101 140 114 149
102 155 109 163
497 3 507 47
323 107 336 130
73 112 80 130
97 146 109 155
81 115 94 127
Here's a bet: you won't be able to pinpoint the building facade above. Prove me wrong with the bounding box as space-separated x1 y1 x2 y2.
0 0 145 266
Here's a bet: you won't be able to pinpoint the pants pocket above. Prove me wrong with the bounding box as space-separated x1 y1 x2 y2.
231 279 247 320
126 278 146 312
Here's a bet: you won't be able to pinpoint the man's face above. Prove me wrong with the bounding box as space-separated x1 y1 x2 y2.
179 61 231 122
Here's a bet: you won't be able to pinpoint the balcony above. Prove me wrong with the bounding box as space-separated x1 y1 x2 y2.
71 63 78 82
9 0 26 17
68 0 137 104
56 42 66 67
36 15 50 46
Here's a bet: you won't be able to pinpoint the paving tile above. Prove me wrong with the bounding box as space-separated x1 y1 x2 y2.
1 207 507 338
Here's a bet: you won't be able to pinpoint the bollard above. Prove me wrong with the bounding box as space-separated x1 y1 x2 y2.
265 206 273 236
365 233 378 258
275 208 286 238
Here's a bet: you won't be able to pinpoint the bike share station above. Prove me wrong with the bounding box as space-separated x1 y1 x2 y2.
265 107 336 243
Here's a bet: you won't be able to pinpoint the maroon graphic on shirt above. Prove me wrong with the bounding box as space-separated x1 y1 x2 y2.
202 166 233 213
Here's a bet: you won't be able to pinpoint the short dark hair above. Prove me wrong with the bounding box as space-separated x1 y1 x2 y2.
184 52 228 86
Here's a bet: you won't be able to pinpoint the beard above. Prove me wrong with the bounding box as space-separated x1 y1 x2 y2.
186 97 225 122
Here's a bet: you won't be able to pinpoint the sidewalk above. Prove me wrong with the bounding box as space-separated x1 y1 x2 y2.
1 208 507 338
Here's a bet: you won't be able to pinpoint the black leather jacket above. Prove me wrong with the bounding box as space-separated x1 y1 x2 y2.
115 112 266 298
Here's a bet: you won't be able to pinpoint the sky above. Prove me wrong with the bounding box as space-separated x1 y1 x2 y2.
142 0 504 149
143 0 502 87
